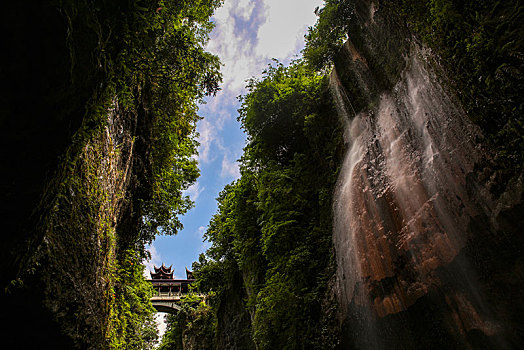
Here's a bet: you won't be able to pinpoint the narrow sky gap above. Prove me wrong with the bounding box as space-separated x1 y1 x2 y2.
145 0 323 288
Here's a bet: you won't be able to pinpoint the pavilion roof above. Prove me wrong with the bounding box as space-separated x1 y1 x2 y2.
151 263 174 279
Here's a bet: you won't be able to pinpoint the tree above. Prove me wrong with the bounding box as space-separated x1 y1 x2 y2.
194 60 343 349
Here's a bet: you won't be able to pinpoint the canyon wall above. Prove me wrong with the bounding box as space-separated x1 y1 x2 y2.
330 1 523 349
0 2 218 347
1 97 149 348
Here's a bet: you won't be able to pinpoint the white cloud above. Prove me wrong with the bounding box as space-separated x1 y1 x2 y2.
184 181 205 202
200 0 324 171
207 0 323 95
196 93 236 165
207 0 267 94
197 225 206 236
143 244 162 279
255 0 322 60
232 0 256 20
196 119 219 163
220 154 241 179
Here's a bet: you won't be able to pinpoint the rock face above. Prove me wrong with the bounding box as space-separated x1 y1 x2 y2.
1 4 158 347
331 1 523 349
1 98 145 348
36 100 142 347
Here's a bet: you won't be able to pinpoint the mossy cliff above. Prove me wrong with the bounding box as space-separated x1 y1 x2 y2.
0 1 221 348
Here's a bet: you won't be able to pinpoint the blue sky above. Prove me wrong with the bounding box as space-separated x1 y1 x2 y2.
145 0 324 283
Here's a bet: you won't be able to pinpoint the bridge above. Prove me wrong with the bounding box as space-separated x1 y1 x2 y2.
148 264 202 313
150 291 207 313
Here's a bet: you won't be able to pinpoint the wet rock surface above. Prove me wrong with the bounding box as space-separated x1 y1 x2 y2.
330 1 523 349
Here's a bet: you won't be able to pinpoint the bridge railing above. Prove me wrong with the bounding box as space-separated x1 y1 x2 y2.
148 279 202 300
151 292 206 300
153 291 184 297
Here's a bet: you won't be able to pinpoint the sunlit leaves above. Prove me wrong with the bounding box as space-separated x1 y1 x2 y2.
238 61 325 166
303 0 355 71
108 249 158 349
194 60 343 349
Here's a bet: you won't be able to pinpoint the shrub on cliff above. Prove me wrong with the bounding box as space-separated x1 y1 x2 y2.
192 61 343 349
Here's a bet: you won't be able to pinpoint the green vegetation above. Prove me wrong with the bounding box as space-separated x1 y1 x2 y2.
58 0 222 243
53 0 222 347
108 250 158 349
6 0 519 347
158 297 216 350
3 0 223 348
160 2 523 348
304 1 355 71
176 61 343 349
25 0 223 264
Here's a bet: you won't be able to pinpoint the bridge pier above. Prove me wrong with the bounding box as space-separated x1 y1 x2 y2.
151 299 182 313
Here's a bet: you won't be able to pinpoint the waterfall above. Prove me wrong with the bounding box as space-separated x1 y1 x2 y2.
330 48 503 348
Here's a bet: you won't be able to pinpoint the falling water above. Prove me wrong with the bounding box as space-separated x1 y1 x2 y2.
331 47 502 348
